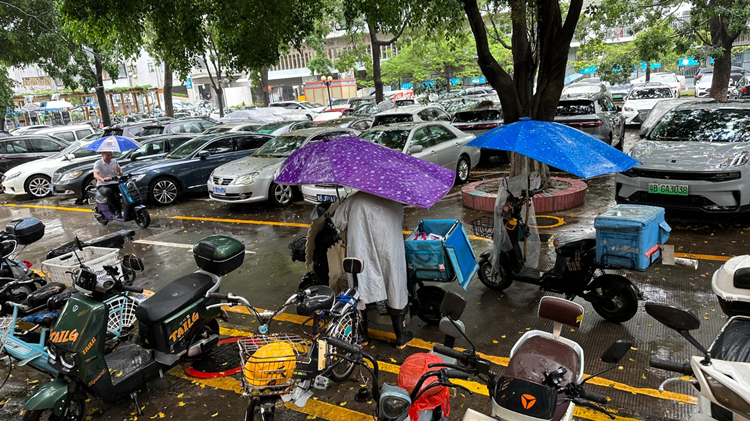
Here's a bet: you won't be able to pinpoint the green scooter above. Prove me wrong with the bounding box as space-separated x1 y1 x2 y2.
21 235 246 421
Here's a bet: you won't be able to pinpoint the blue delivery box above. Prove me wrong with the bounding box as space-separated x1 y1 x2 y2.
594 205 671 270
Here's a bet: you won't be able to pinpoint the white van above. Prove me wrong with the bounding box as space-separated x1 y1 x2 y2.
35 124 95 143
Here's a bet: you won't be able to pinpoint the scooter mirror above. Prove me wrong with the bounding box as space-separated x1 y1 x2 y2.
122 254 145 272
645 302 700 332
600 339 632 364
440 291 466 320
74 236 85 251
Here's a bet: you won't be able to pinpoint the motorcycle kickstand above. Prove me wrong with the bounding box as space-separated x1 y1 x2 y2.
130 392 142 415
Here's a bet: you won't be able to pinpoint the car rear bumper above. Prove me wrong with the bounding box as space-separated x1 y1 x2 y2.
615 172 750 213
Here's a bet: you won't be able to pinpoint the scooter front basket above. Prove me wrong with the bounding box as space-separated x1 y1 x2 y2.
237 334 309 396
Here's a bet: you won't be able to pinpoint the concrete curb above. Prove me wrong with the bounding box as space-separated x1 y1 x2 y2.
461 176 587 213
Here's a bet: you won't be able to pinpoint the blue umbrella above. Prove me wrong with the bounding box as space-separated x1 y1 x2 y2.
467 117 640 178
85 135 139 153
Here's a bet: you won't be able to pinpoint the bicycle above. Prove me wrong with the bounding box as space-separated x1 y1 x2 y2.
207 285 361 421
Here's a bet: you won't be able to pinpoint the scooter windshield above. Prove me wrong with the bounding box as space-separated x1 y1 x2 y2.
491 172 541 270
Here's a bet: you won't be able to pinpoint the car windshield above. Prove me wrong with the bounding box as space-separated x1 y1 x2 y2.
140 127 164 136
168 137 213 158
629 88 673 100
362 129 410 151
648 108 750 142
354 104 378 115
652 75 676 83
556 100 595 116
375 115 413 125
563 85 600 95
254 135 308 157
453 109 503 122
50 140 87 158
318 118 353 127
331 99 349 107
256 122 291 134
700 74 714 83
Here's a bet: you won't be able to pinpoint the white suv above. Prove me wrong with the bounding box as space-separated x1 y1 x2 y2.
34 124 95 143
371 105 451 127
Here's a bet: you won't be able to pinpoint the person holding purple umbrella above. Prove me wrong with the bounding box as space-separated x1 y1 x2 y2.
332 192 414 349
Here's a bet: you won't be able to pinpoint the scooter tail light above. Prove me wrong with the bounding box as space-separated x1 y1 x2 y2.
22 260 32 268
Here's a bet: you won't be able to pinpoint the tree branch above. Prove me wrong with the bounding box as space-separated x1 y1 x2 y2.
378 12 411 46
487 8 512 50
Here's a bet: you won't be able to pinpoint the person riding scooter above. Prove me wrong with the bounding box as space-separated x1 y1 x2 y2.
93 151 123 219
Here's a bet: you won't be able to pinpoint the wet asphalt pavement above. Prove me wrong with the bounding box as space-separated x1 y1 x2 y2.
1 128 749 421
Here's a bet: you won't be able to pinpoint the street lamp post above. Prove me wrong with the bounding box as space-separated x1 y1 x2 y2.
320 75 333 109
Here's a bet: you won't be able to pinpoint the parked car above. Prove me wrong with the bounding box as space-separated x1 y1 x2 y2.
738 76 750 99
637 98 715 138
694 66 749 84
51 134 197 199
35 124 96 143
622 85 674 125
330 98 375 110
353 103 379 116
10 125 52 136
695 73 737 98
371 105 451 127
314 108 356 123
616 102 750 213
126 133 273 205
207 128 356 207
255 120 317 136
554 92 625 149
451 101 505 164
270 101 326 113
138 119 216 136
608 83 632 103
103 121 159 139
2 138 138 198
301 122 481 204
316 117 372 131
0 135 68 180
648 73 681 97
202 122 264 134
218 108 307 123
561 82 608 97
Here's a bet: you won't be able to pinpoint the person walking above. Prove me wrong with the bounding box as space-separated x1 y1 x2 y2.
332 192 413 349
93 151 123 218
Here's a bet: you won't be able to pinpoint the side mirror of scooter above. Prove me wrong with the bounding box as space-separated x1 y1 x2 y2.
440 291 466 320
645 302 710 363
581 339 632 384
122 254 145 272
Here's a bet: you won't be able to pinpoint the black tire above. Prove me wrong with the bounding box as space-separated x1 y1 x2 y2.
135 208 150 228
149 177 180 205
268 182 293 208
25 175 52 199
22 398 85 421
82 177 96 200
416 286 446 326
245 398 271 421
456 156 470 184
591 275 639 323
326 312 357 382
478 260 513 291
617 126 625 151
93 208 109 225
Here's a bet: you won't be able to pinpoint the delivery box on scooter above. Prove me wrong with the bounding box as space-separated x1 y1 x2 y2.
193 235 245 275
6 217 45 245
594 205 671 271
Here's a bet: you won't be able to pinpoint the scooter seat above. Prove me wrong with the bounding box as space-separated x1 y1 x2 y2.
710 317 750 363
135 273 214 325
26 282 66 308
505 335 579 387
556 237 596 257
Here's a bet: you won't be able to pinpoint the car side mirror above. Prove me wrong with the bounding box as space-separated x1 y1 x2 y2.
65 153 75 161
197 150 210 159
131 151 142 160
409 145 423 154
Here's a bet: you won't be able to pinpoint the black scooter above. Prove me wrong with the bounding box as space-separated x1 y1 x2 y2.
475 187 642 323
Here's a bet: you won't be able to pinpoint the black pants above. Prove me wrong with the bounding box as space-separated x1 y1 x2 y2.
98 185 121 216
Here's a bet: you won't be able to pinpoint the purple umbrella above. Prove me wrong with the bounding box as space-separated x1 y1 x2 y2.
274 136 455 208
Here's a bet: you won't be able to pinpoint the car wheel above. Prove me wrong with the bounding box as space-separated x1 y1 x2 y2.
269 182 293 207
149 177 180 205
82 176 96 199
25 175 51 198
456 156 470 184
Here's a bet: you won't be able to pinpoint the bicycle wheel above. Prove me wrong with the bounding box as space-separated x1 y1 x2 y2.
326 312 357 382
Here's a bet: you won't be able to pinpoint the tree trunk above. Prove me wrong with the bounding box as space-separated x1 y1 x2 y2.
164 61 173 118
92 51 110 127
368 24 384 103
216 87 224 117
709 16 737 101
260 66 270 106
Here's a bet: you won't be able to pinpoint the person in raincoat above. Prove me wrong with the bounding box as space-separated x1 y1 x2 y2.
332 192 413 349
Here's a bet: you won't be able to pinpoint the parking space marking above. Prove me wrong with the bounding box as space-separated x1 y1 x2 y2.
170 215 310 227
222 306 697 406
134 239 256 254
3 203 92 212
672 252 731 262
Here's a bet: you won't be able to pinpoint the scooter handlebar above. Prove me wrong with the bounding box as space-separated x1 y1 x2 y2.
579 389 608 404
327 337 361 355
650 357 693 375
120 284 143 293
207 292 230 301
433 344 469 363
445 369 471 380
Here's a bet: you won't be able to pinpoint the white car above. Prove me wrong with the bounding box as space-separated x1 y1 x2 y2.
270 101 326 115
695 73 736 98
301 122 480 204
207 127 356 207
371 105 452 127
34 124 96 143
622 85 674 125
631 73 680 98
2 139 138 198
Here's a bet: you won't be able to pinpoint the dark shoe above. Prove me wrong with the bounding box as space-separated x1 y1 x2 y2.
391 313 413 350
359 310 369 346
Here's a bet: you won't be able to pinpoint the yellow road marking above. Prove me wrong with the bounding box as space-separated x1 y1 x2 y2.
531 215 566 229
134 239 256 254
169 215 310 227
674 252 731 262
3 203 92 213
222 306 697 406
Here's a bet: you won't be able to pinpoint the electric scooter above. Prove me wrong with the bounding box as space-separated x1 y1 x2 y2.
22 235 245 420
474 182 642 323
87 174 150 228
647 302 750 421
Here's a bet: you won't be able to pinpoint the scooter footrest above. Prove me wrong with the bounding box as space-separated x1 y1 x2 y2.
516 267 543 282
105 343 152 385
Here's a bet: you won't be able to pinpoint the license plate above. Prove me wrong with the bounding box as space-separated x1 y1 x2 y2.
213 187 226 195
317 194 337 202
648 183 689 196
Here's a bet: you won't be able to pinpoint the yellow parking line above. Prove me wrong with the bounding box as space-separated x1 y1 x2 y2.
169 215 310 227
3 203 92 213
674 252 731 262
222 306 697 406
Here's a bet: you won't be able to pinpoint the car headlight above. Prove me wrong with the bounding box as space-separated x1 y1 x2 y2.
59 170 83 182
624 107 635 112
232 172 260 185
130 174 146 182
4 172 20 181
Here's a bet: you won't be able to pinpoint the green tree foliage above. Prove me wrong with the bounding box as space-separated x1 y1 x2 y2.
0 67 14 114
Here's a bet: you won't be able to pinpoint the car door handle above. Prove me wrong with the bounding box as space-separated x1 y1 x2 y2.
430 150 437 155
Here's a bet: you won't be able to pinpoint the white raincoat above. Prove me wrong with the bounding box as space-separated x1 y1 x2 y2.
332 192 408 310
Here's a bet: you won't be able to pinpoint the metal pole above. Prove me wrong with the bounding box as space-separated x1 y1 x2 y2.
523 157 530 262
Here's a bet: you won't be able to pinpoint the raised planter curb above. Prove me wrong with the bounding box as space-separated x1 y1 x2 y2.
461 176 587 213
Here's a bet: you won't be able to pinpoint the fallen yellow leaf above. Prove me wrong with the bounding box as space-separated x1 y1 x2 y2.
178 402 185 407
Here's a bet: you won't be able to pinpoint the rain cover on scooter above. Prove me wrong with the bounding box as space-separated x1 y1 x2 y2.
398 353 450 421
492 172 541 270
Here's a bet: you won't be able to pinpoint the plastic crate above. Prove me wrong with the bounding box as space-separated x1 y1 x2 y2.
594 205 671 270
40 247 120 287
